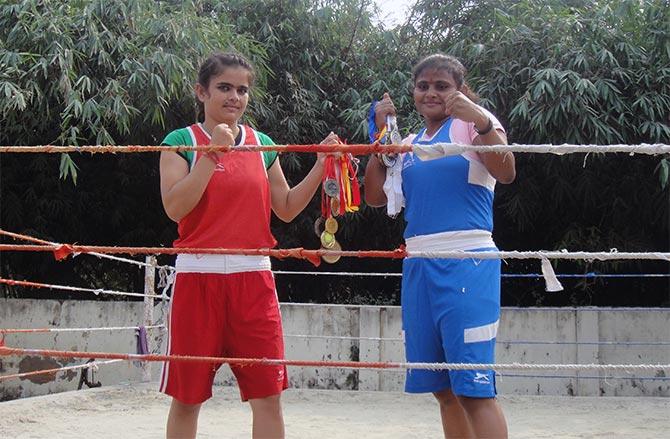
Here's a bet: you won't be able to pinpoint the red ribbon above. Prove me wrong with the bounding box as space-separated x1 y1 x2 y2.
53 244 75 261
321 155 338 218
274 248 321 267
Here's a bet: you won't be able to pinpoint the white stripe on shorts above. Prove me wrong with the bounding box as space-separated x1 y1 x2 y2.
464 319 499 344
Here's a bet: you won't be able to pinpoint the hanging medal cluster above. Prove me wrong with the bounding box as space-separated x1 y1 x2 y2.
372 114 402 167
315 140 361 264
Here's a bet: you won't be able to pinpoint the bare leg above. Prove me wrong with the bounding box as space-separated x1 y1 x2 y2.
433 389 475 439
166 398 201 439
248 394 285 439
458 396 508 439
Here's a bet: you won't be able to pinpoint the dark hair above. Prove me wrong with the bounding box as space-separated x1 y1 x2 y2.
195 52 255 121
412 54 479 103
197 52 256 88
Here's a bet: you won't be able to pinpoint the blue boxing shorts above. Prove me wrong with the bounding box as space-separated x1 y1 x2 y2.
401 249 500 397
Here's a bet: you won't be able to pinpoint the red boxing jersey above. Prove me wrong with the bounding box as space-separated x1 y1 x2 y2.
172 124 277 250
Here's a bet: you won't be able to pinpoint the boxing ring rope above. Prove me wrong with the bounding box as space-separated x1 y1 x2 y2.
0 229 173 271
1 142 668 391
0 325 164 334
274 270 670 278
0 359 123 382
2 324 668 346
2 282 668 382
0 277 162 299
0 345 667 376
0 143 668 155
0 227 167 381
1 243 669 262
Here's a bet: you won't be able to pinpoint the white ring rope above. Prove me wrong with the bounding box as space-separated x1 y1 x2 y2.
283 334 669 346
86 252 161 270
0 325 164 334
267 360 670 372
412 142 670 156
3 346 667 372
3 359 122 380
274 270 670 278
13 279 163 299
406 250 670 261
4 329 665 347
497 373 670 381
50 245 161 271
284 334 401 342
274 270 402 277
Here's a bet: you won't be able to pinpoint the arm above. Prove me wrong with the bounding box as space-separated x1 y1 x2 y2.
159 151 216 222
374 92 396 130
267 157 324 223
363 155 388 207
474 121 516 184
446 92 516 184
363 93 396 207
267 132 339 222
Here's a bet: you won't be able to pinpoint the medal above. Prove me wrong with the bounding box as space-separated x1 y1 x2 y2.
387 115 403 145
320 231 336 249
321 240 341 264
381 153 397 167
382 114 400 167
313 216 325 237
323 178 340 198
315 136 360 265
330 198 340 217
324 217 338 234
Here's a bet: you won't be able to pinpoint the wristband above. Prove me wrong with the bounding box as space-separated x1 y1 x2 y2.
474 117 494 136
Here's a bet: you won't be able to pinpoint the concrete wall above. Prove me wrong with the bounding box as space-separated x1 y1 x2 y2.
1 299 668 400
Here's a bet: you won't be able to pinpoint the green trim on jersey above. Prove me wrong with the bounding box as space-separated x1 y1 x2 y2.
256 132 278 168
161 126 278 169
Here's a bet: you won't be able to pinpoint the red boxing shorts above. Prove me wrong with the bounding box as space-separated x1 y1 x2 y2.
159 271 288 404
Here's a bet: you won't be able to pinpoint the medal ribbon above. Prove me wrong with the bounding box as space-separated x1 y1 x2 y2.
320 138 361 217
345 154 360 211
321 155 338 218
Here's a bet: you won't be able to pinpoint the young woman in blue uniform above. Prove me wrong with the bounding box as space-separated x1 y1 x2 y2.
364 54 516 438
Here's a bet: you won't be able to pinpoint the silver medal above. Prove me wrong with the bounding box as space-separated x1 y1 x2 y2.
381 114 400 167
323 178 340 198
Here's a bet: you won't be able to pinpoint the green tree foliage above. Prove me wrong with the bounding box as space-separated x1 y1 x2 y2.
0 0 266 162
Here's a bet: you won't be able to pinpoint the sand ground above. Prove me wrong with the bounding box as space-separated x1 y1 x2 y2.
1 383 668 438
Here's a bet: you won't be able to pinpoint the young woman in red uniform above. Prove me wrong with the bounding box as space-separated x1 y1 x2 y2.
159 52 335 439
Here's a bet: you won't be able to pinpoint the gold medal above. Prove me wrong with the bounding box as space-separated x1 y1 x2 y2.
321 240 341 264
320 231 336 249
324 217 338 234
330 198 340 217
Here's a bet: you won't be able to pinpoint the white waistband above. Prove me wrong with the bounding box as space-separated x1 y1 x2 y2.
175 254 272 274
405 229 495 254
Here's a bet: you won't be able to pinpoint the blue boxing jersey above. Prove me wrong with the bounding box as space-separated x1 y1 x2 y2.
401 116 499 239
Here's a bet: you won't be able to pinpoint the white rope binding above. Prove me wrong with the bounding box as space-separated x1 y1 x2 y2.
32 280 162 299
412 142 670 156
0 325 165 334
258 360 670 372
407 250 670 261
